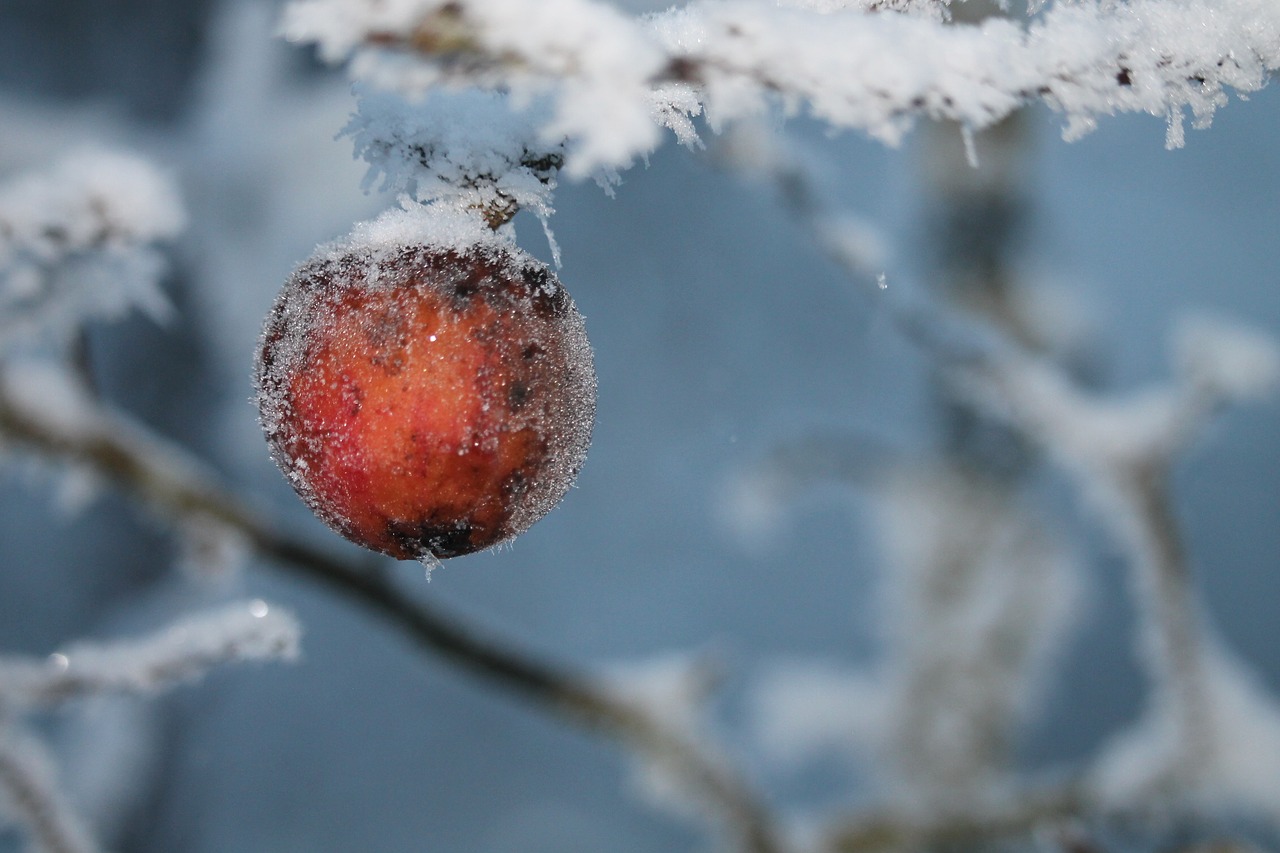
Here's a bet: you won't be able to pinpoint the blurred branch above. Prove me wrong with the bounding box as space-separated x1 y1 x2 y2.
0 366 786 853
0 724 101 853
825 779 1087 853
0 601 300 710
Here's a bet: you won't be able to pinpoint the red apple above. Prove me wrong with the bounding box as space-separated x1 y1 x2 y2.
256 243 595 561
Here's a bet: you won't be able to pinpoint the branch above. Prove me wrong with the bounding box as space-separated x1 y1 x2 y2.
0 363 786 853
0 601 300 710
0 725 101 853
283 0 1280 176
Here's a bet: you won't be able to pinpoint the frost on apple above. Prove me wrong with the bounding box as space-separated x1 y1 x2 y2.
255 215 596 562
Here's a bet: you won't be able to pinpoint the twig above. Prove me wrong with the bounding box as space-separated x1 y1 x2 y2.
0 602 300 710
0 724 102 853
0 368 786 853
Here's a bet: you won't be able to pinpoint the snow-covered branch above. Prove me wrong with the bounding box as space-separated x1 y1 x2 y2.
955 318 1280 806
284 0 1280 179
0 151 184 346
0 601 300 711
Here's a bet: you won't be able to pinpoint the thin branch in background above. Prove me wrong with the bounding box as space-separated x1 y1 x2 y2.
719 113 1084 816
0 600 300 711
960 343 1278 799
0 724 101 853
826 779 1088 853
0 362 788 853
717 88 1280 843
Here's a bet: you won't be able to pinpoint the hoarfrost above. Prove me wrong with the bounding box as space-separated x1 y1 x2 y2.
0 150 185 347
604 652 728 821
345 88 563 223
1173 314 1280 405
872 464 1082 811
283 0 663 177
341 202 509 259
286 0 1280 179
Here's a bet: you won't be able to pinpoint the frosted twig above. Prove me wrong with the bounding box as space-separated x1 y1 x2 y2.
0 724 101 853
722 120 1085 815
961 351 1253 794
0 601 300 711
0 364 786 853
0 151 185 345
344 87 564 227
284 0 1280 176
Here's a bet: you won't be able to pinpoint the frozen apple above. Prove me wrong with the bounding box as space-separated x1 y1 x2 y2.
255 242 596 561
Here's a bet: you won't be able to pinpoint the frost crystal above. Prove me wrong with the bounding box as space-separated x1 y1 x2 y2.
1091 643 1280 822
345 88 564 224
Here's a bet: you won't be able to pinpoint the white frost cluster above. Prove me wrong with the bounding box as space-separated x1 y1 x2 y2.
346 87 564 221
751 662 887 768
603 652 728 821
0 150 185 347
340 200 508 257
1174 314 1280 405
285 0 1280 182
961 314 1280 475
283 0 664 178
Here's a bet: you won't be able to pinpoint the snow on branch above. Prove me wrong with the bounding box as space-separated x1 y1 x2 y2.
284 0 1280 178
283 0 665 177
950 315 1280 814
0 601 300 710
0 151 185 347
344 86 564 227
655 0 1279 147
